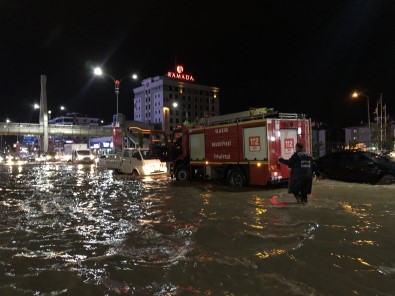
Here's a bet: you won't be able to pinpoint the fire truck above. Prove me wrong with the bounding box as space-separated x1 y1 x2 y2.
152 108 312 186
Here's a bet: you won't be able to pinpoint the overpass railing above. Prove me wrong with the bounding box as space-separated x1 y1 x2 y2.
0 122 113 137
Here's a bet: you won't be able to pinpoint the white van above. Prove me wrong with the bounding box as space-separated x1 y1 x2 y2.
118 148 167 176
72 149 95 164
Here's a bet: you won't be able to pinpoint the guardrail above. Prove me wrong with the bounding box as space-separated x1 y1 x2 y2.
0 122 113 137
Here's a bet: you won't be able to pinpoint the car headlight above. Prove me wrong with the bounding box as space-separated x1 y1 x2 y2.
142 164 154 175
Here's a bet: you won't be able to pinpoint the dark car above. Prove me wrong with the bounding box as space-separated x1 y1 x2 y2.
315 150 395 185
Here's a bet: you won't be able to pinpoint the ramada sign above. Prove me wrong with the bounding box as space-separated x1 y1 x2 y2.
167 65 195 82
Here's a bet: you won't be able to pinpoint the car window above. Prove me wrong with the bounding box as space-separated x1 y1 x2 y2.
78 150 91 156
367 153 390 163
141 150 152 159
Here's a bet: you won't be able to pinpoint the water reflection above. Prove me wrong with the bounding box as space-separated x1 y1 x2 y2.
0 163 395 295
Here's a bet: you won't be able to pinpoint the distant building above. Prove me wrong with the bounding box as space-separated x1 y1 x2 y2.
344 125 370 147
344 123 395 152
133 65 220 133
49 112 100 152
311 121 327 158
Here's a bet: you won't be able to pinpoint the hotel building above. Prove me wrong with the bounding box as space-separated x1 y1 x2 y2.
133 65 220 133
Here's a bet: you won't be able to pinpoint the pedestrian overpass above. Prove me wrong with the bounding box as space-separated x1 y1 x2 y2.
1 75 154 152
0 75 115 152
0 122 112 137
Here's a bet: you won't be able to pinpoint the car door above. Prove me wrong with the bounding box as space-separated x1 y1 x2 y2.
340 151 360 181
342 152 375 182
343 153 364 181
354 153 380 183
120 150 131 173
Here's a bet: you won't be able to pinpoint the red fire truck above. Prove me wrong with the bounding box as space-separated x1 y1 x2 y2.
152 108 312 186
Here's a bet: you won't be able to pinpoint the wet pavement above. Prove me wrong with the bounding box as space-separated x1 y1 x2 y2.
0 162 394 295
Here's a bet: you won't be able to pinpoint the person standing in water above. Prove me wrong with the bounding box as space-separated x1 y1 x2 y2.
278 142 321 202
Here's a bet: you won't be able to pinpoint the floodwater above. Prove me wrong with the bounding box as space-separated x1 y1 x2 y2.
0 163 394 296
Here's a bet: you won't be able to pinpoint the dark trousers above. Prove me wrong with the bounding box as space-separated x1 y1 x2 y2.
292 177 312 202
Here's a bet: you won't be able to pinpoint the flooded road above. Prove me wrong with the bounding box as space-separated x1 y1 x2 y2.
0 163 394 295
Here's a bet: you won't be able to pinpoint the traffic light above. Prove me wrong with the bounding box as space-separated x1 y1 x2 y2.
115 80 120 94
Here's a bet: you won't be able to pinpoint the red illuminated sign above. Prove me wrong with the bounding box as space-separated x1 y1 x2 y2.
167 64 195 82
249 136 261 152
284 138 294 149
284 138 294 154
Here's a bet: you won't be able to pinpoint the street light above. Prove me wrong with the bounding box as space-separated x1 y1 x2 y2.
93 67 137 127
29 103 40 123
352 91 371 147
93 67 138 127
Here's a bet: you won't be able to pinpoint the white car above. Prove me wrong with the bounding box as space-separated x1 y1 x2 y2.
118 148 167 176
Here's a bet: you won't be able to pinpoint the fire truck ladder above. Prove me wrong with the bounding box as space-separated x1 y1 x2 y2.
204 107 277 126
277 113 307 119
203 109 307 126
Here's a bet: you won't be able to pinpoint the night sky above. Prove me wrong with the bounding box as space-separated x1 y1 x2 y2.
1 0 394 129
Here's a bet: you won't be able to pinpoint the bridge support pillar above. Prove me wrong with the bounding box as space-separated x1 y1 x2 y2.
39 75 49 153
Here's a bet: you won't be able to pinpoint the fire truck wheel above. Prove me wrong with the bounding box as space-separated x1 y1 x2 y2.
176 166 189 181
227 168 246 187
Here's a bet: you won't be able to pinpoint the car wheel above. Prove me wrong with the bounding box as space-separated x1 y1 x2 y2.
176 165 189 181
227 168 246 187
377 174 395 185
131 169 139 177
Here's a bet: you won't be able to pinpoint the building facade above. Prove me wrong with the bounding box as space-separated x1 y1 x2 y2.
133 65 220 133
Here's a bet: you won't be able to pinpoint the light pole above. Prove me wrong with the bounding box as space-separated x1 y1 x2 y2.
93 67 138 127
29 103 40 124
352 91 371 148
2 119 11 152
